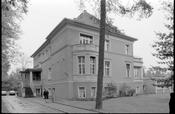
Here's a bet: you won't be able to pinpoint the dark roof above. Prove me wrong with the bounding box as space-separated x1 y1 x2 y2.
31 13 138 57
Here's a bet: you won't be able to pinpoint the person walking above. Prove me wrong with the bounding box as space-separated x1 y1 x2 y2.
51 89 55 103
43 89 47 103
46 90 49 100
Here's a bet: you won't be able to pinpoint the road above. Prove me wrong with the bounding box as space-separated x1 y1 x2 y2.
1 99 9 113
1 95 97 113
1 96 63 113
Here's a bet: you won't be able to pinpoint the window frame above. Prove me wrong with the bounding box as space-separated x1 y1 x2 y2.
48 67 52 80
125 44 129 55
126 63 131 77
90 87 96 98
105 39 110 51
78 86 86 98
78 56 85 74
104 61 110 76
90 56 96 74
79 33 93 45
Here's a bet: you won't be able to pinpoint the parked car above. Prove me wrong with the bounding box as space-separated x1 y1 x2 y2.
2 91 7 96
9 90 16 95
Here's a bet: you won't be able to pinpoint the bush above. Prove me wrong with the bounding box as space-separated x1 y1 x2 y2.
24 87 34 98
103 83 118 99
119 83 135 97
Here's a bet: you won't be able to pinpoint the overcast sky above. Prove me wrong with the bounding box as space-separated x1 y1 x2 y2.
13 0 169 72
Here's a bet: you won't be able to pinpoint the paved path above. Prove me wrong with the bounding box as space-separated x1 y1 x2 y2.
2 96 98 113
1 100 9 113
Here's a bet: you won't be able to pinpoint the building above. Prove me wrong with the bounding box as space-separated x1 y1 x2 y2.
19 68 42 97
21 11 144 99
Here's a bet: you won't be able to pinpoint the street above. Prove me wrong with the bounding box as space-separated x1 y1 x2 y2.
1 96 63 113
1 96 97 113
1 100 9 113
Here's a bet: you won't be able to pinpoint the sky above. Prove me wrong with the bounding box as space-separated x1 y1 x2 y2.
12 0 169 73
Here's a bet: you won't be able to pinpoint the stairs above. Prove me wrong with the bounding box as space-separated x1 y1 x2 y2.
24 87 34 98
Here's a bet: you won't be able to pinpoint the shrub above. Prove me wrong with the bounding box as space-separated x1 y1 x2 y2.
103 83 118 98
119 83 135 97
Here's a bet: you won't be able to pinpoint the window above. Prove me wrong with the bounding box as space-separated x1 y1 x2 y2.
33 72 41 81
136 86 140 94
78 87 86 98
105 39 110 51
91 87 96 98
134 67 140 78
48 67 51 80
36 88 40 95
126 64 130 77
78 56 85 74
90 56 96 74
104 61 110 76
80 33 93 44
125 44 129 55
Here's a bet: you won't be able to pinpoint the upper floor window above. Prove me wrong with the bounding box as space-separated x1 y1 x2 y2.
78 56 85 74
90 56 96 74
104 61 110 76
48 67 52 80
80 33 93 44
33 72 41 81
134 67 140 78
125 44 129 55
126 64 131 77
105 39 110 51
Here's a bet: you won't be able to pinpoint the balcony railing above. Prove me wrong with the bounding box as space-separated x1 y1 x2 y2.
134 57 143 63
72 44 99 52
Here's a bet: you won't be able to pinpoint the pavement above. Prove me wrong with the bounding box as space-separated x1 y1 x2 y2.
1 93 170 113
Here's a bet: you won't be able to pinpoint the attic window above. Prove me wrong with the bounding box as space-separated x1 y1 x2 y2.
80 33 93 44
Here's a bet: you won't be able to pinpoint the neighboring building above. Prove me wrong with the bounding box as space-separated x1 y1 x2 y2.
23 11 144 99
20 68 42 97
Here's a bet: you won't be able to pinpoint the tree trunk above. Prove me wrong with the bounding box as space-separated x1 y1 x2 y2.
95 0 106 110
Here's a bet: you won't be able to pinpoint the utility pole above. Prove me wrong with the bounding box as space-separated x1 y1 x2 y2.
95 0 106 109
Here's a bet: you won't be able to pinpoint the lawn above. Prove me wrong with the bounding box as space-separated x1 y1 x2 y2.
58 94 170 113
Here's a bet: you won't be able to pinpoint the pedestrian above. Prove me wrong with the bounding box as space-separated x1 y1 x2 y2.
46 90 49 99
51 89 55 103
43 89 47 103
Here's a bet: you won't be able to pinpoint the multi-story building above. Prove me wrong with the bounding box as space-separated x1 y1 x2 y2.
22 11 144 99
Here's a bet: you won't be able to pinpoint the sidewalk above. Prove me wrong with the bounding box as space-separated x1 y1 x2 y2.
26 97 104 113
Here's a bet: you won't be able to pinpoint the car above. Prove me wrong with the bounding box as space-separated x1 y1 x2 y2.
2 91 7 96
9 90 16 95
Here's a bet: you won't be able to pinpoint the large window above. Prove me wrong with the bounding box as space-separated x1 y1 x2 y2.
105 39 110 51
125 44 129 55
91 87 96 98
126 64 130 77
78 56 85 74
33 72 41 81
80 33 93 44
78 87 86 98
104 61 110 76
90 56 96 74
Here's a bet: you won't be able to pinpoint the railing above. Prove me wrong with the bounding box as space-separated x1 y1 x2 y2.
133 57 143 63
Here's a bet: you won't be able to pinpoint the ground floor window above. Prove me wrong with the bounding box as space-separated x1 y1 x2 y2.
36 88 41 96
136 86 140 94
91 87 96 98
78 87 86 98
